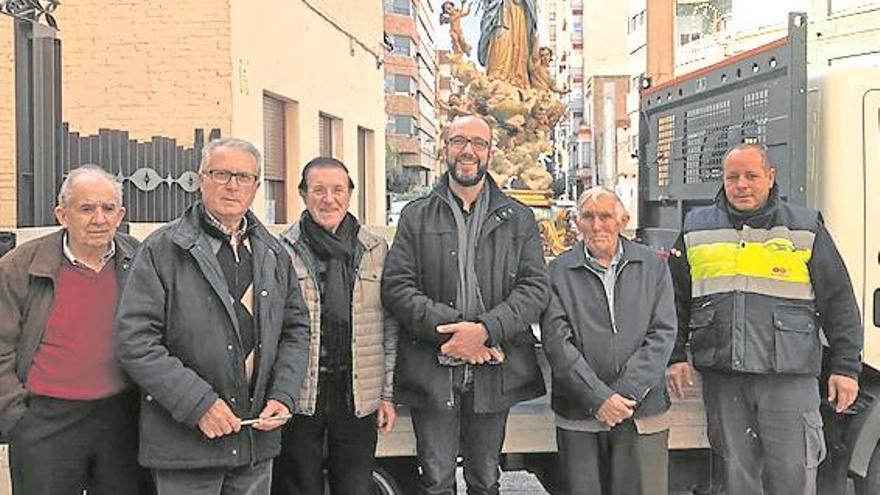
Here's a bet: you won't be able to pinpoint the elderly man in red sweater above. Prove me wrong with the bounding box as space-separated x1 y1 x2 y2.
0 165 145 495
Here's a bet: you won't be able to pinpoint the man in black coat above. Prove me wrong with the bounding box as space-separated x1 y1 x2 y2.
116 138 310 495
382 115 549 495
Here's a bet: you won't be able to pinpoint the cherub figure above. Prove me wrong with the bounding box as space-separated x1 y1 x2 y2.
530 47 569 94
439 93 472 122
440 1 472 56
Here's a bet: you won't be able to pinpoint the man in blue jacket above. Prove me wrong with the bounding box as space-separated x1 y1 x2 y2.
116 138 310 494
542 186 677 495
666 143 863 495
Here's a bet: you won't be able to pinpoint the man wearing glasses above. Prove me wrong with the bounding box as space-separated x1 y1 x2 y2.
116 137 310 494
382 115 549 494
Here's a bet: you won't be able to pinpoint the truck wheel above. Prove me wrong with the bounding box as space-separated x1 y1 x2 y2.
372 467 403 495
854 443 880 495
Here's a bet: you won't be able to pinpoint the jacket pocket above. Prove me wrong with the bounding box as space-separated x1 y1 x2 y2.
501 338 542 394
354 268 381 308
689 307 716 367
773 307 818 373
803 410 826 469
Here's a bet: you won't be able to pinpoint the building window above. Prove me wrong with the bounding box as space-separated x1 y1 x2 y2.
830 0 876 13
390 35 413 56
384 0 414 16
680 32 702 46
319 113 337 157
385 74 414 95
263 94 287 224
387 115 415 136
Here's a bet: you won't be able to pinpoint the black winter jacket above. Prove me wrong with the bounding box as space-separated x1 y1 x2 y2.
381 175 549 413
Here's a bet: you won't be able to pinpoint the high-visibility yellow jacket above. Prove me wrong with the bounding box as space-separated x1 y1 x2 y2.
669 187 862 378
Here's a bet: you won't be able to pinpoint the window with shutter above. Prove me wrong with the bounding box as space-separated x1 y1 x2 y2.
319 113 334 157
263 94 287 223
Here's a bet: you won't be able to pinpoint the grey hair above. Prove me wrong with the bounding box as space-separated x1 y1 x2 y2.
576 186 627 220
722 143 774 171
198 137 262 174
57 165 123 208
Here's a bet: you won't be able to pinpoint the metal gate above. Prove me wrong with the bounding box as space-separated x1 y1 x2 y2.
5 2 222 226
60 126 221 223
637 12 808 235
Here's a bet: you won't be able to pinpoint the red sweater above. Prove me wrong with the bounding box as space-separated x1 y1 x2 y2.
26 261 128 399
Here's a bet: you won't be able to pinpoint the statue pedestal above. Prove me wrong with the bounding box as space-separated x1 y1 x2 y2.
504 188 553 207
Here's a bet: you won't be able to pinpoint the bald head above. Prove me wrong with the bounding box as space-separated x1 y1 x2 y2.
447 115 492 140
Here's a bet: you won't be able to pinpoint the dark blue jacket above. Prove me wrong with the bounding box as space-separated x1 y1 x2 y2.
668 187 862 378
115 202 310 469
542 238 677 420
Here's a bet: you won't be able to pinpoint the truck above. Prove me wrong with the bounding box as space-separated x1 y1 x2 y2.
637 11 880 495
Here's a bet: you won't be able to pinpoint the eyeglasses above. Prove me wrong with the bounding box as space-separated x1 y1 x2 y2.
447 136 490 152
203 169 260 186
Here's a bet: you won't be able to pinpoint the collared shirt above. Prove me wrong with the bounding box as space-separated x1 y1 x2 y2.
62 233 116 272
583 241 623 331
203 207 249 259
557 239 669 434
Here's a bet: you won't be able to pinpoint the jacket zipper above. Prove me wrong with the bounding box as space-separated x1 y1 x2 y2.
447 368 455 409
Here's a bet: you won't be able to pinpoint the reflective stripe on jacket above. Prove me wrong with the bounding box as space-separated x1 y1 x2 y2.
669 186 862 378
682 201 821 374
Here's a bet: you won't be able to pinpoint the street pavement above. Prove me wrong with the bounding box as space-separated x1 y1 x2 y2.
457 469 547 494
458 469 858 494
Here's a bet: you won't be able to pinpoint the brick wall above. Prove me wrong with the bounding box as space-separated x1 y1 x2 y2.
0 19 15 227
54 0 233 146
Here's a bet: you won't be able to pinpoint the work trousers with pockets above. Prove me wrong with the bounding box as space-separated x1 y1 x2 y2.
701 371 826 495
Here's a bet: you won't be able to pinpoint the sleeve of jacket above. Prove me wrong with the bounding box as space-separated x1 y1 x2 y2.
668 233 692 365
382 309 399 401
477 209 550 346
612 258 678 402
267 252 311 412
0 254 29 434
809 221 863 378
541 270 615 412
381 212 463 346
115 241 219 429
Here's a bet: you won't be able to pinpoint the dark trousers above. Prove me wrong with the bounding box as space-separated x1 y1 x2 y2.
153 460 272 495
556 422 668 495
410 389 509 495
9 390 144 495
701 371 826 495
272 381 378 495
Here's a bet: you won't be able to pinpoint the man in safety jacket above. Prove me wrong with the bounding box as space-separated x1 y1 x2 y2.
666 143 863 495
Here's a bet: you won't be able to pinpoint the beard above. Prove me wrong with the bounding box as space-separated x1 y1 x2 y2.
447 153 488 187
